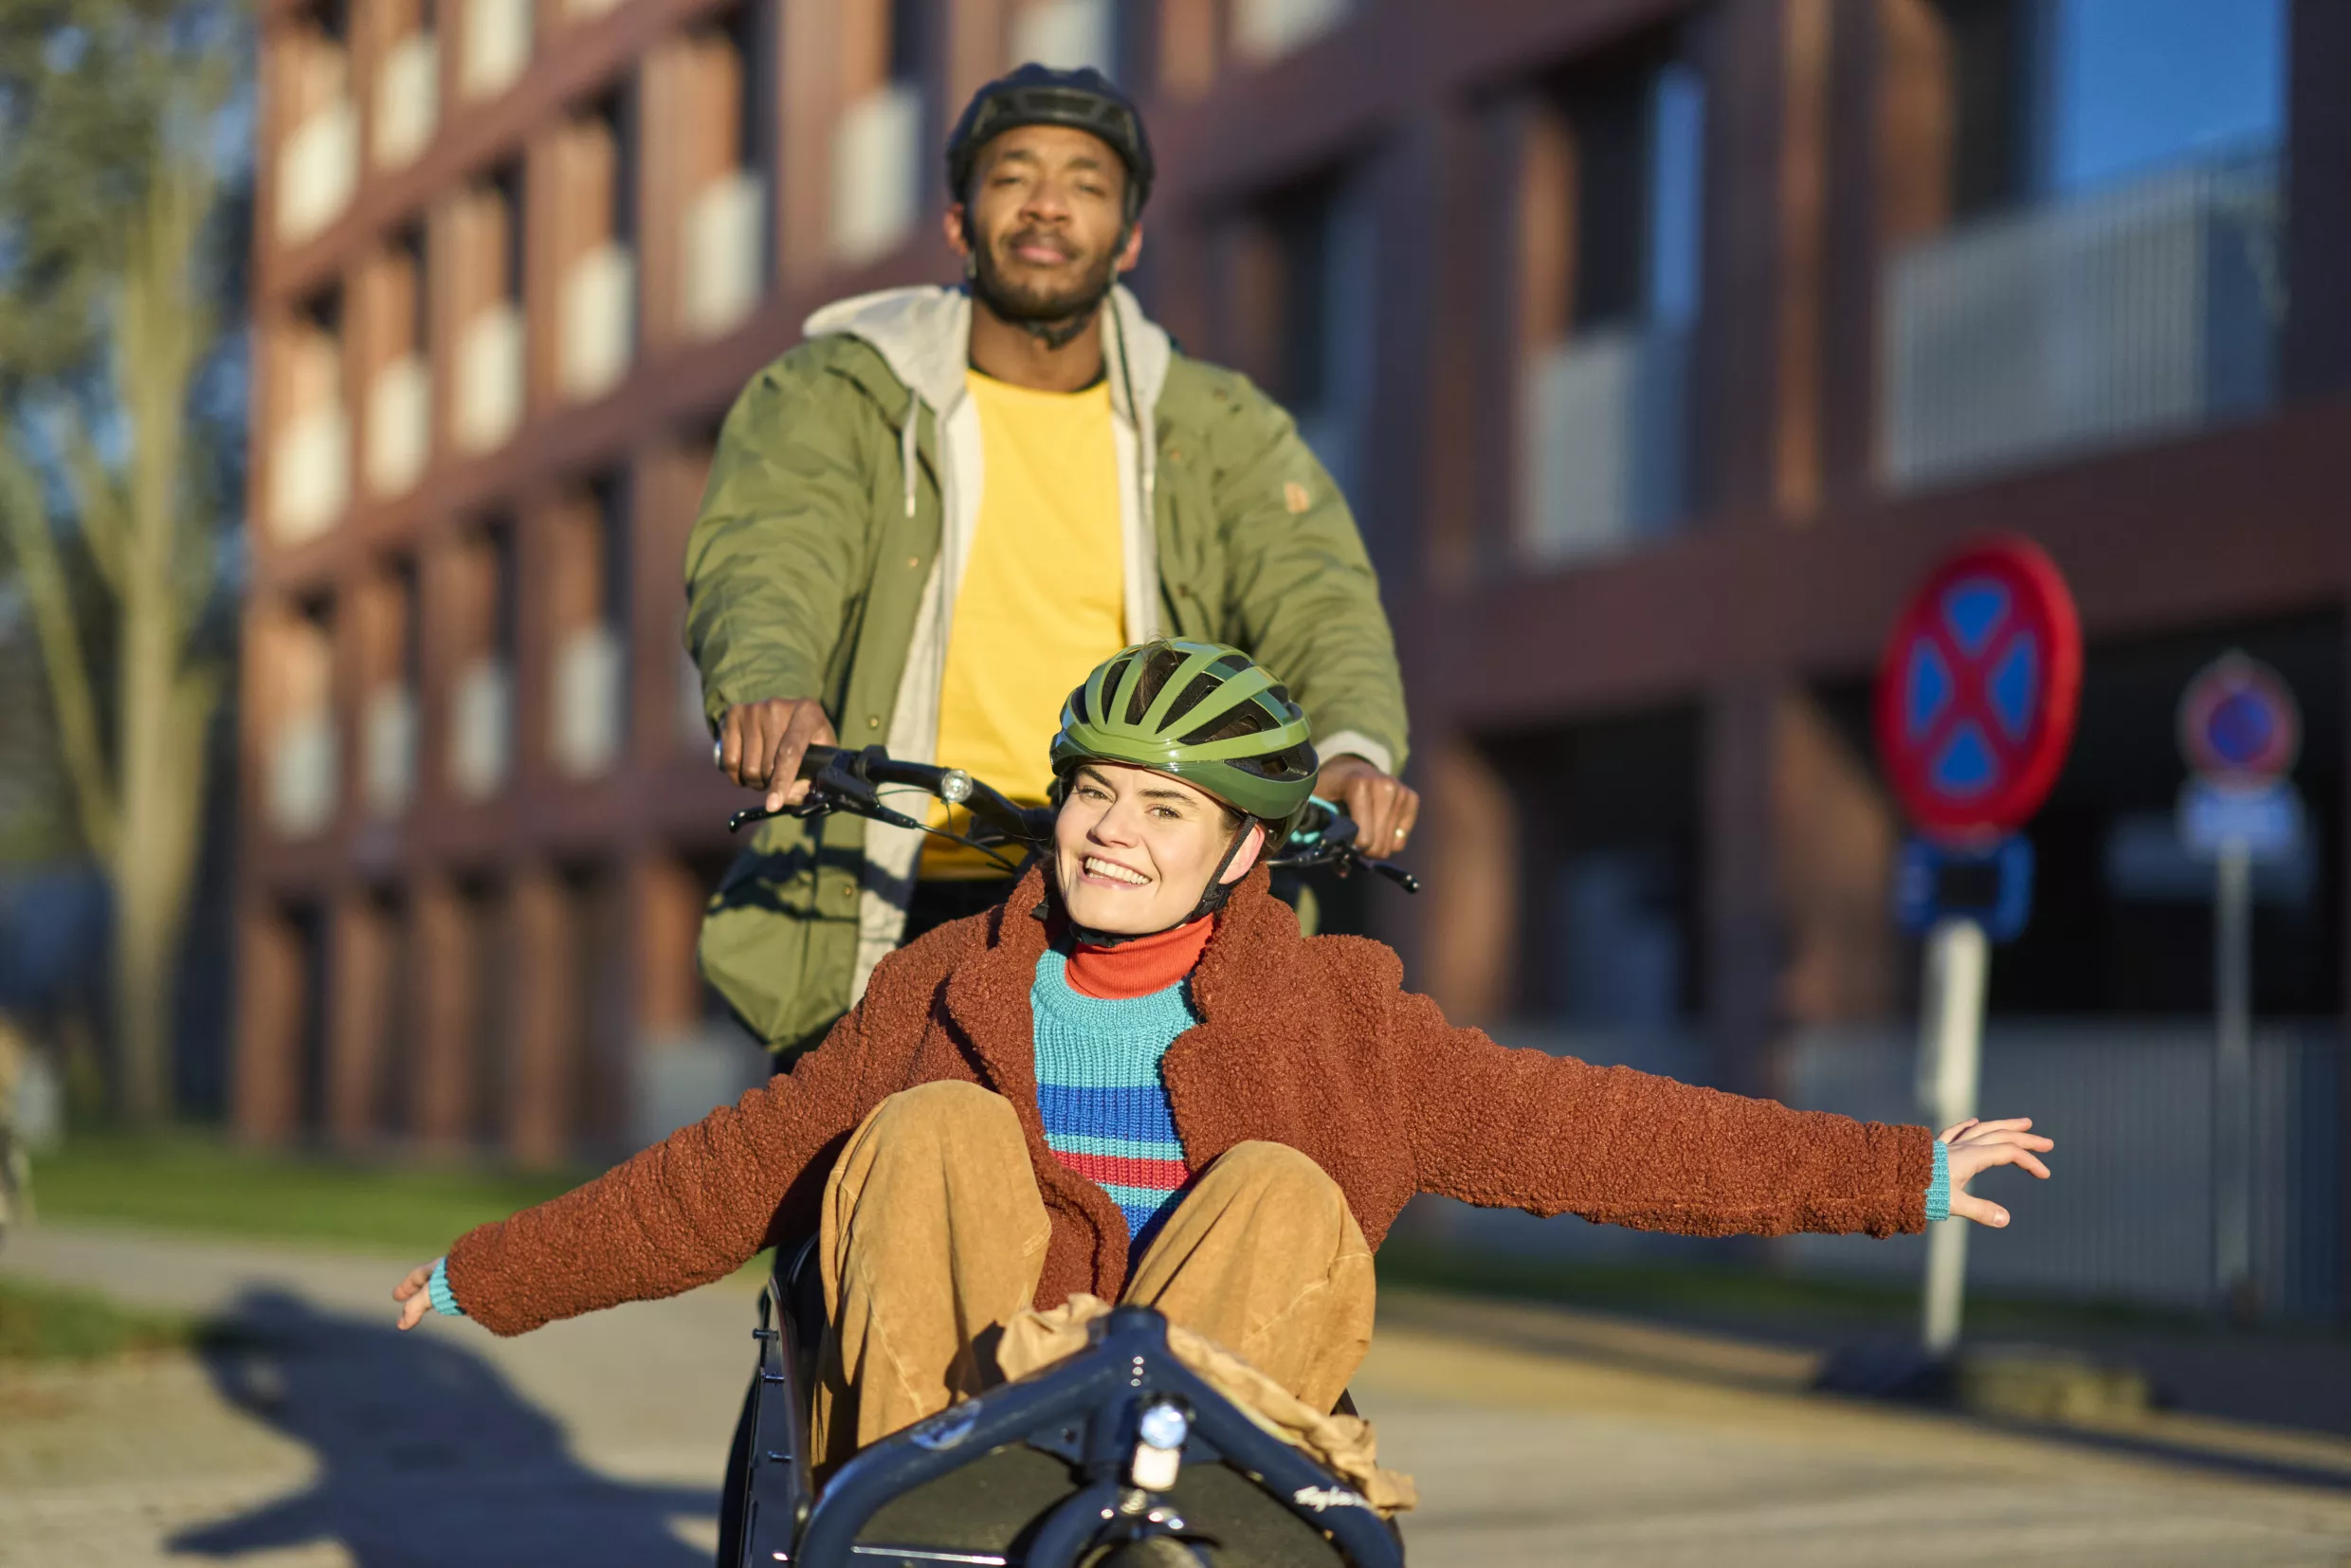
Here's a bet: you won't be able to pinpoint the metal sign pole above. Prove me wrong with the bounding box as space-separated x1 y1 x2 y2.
2213 840 2254 1319
1917 915 1989 1358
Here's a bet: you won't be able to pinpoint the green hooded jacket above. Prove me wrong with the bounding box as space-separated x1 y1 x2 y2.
686 284 1408 1056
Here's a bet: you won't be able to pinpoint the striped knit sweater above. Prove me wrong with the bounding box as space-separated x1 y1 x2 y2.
1030 948 1196 1253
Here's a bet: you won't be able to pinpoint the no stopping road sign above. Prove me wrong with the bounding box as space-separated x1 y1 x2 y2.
1874 538 2083 844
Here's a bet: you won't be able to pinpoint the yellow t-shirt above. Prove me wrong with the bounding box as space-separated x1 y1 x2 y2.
923 370 1126 878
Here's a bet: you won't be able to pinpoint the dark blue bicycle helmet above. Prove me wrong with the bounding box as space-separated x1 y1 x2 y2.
945 64 1156 220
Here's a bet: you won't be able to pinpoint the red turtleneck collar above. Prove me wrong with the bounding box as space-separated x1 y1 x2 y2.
1064 916 1215 1000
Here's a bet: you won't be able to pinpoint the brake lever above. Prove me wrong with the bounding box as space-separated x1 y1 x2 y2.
1357 854 1421 894
727 750 886 836
727 797 833 834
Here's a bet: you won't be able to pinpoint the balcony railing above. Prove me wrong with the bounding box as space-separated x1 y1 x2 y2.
372 32 438 170
1232 0 1351 63
1779 1019 2341 1319
447 656 514 800
550 624 624 779
1402 1017 2342 1321
267 709 338 837
831 82 921 268
683 171 768 339
276 99 357 244
270 402 351 545
461 0 533 101
454 302 523 453
559 242 636 403
1519 321 1692 567
361 684 417 817
1885 151 2281 489
1011 0 1113 71
365 355 429 498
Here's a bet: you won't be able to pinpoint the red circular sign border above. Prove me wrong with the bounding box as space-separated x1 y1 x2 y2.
1873 536 2083 844
2177 653 2300 784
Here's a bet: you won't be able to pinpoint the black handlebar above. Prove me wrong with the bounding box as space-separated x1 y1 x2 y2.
726 745 1417 893
726 744 1050 854
1269 799 1423 893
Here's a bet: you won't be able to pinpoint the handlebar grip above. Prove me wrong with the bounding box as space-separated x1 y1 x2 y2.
796 743 843 781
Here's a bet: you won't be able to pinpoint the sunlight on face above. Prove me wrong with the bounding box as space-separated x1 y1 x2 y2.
1052 763 1262 935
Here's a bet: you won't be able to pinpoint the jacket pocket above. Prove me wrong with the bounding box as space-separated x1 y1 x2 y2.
697 819 863 1059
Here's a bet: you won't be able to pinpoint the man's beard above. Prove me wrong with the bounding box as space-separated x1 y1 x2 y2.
968 228 1122 350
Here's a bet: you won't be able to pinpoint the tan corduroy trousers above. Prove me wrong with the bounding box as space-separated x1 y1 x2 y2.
810 1081 1376 1468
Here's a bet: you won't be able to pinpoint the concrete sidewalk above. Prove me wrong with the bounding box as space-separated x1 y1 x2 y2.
7 1222 2351 1567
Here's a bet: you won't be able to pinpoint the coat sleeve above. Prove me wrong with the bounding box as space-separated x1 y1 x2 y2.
1385 989 1934 1238
442 1000 874 1336
683 350 886 734
1200 374 1410 775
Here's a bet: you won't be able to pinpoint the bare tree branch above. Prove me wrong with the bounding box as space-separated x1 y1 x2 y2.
58 411 130 596
0 446 118 861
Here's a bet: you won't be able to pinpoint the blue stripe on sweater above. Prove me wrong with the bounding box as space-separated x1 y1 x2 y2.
1035 1084 1182 1144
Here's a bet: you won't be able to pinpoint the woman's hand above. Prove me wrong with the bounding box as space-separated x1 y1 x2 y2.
1939 1117 2054 1228
392 1261 437 1331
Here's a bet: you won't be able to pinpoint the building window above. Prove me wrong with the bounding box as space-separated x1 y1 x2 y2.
1517 44 1705 567
447 519 517 801
831 0 925 267
360 558 422 818
1234 168 1376 506
549 473 631 780
680 4 773 338
1883 0 2286 488
1230 0 1350 65
264 598 340 839
451 165 526 453
371 0 438 171
1437 707 1707 1093
460 0 533 101
363 229 430 498
1011 0 1116 74
557 94 638 403
275 0 356 243
270 288 352 545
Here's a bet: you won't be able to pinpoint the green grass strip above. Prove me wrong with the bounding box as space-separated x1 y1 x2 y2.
0 1274 194 1363
23 1131 593 1256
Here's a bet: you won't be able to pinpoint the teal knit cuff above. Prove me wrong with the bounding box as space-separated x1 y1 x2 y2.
427 1256 465 1318
1925 1139 1951 1223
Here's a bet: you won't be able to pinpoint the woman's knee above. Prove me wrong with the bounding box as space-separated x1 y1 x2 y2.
859 1080 1023 1158
1203 1141 1347 1210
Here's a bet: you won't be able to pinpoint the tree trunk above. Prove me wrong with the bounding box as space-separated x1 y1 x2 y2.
106 142 216 1126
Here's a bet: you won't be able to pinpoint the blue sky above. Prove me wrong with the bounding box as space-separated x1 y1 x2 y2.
2049 0 2285 190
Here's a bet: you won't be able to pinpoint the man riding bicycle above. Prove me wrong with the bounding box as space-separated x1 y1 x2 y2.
690 64 1415 1060
397 640 2053 1485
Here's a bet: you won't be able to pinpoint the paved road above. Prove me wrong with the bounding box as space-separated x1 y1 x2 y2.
6 1223 2351 1568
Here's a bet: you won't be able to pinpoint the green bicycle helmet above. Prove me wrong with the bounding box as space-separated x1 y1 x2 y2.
1050 639 1320 834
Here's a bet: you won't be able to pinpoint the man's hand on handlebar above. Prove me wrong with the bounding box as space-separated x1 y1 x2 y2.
720 698 839 812
1317 756 1419 856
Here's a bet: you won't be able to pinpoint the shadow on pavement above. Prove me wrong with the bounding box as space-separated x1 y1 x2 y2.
171 1288 719 1568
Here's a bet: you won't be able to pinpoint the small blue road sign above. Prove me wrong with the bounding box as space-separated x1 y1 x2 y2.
1895 834 2035 942
2178 777 2304 862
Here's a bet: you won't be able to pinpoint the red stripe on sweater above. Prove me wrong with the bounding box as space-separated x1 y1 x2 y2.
1053 1148 1190 1190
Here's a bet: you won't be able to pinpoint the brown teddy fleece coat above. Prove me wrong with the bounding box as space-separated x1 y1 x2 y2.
445 865 1934 1336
